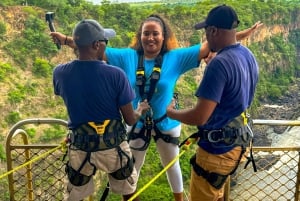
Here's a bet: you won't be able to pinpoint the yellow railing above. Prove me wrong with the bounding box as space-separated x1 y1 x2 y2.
3 118 300 201
5 118 68 201
225 146 300 201
225 119 300 201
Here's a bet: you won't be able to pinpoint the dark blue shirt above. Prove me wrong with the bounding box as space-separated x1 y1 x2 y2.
196 43 259 154
53 60 135 129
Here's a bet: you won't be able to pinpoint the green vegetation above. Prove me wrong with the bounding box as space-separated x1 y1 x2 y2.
0 63 15 81
0 21 6 40
32 58 53 77
39 125 67 142
4 15 58 66
0 0 299 200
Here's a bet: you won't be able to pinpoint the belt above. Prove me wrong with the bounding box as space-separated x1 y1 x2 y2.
198 126 249 144
69 120 127 151
69 131 127 151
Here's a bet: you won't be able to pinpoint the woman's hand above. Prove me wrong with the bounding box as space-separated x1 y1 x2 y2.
251 21 264 31
236 21 263 41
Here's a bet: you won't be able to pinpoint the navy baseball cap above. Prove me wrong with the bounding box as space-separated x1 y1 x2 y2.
73 19 116 46
194 5 240 30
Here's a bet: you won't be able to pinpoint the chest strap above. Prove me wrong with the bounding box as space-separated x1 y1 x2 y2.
136 53 163 102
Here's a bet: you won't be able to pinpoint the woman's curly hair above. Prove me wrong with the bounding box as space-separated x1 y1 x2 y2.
129 14 179 55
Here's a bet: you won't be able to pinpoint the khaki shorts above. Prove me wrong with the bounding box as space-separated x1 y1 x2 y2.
190 146 242 201
64 141 137 201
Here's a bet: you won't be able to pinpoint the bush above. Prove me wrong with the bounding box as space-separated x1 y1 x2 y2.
7 88 26 104
5 111 21 125
0 144 6 161
32 58 53 77
0 62 15 81
0 21 6 40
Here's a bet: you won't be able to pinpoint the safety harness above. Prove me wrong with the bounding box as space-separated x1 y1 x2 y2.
189 112 257 189
128 53 179 150
63 120 134 187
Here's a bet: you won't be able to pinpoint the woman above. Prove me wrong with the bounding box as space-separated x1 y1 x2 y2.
51 15 262 201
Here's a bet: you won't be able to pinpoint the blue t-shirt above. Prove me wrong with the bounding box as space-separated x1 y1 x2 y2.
106 45 200 131
53 60 135 129
196 43 259 154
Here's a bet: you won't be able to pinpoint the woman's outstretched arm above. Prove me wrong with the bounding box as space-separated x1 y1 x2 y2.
199 21 263 61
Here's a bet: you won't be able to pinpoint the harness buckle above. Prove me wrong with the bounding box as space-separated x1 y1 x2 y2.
136 74 145 86
144 115 153 130
207 129 224 143
144 108 153 130
151 67 161 80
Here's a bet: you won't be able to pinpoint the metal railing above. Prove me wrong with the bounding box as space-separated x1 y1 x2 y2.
3 118 300 201
5 118 69 201
225 119 300 201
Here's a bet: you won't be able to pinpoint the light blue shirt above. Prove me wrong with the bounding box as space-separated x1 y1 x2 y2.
106 45 200 131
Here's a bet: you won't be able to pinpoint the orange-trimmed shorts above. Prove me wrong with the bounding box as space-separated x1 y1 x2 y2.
190 146 242 201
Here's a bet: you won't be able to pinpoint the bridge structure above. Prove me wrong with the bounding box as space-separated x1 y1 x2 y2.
2 118 300 201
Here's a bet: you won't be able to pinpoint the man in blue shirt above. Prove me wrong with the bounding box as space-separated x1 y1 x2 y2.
167 5 259 201
53 19 149 201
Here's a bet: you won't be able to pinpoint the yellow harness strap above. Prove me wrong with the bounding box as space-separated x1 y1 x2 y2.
241 111 248 125
153 67 161 72
88 120 110 135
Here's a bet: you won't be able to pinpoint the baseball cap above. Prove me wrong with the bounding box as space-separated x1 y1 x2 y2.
73 19 116 46
194 5 240 30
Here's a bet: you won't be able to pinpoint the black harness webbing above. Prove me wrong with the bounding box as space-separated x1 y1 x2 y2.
186 113 257 189
129 113 180 151
136 53 162 102
129 53 179 149
100 183 110 201
63 120 133 201
153 123 179 145
65 151 97 187
243 139 257 172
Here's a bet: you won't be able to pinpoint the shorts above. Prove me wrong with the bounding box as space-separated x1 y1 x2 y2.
190 146 242 201
64 141 137 201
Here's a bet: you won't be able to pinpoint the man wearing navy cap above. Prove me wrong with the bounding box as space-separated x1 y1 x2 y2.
53 19 149 201
167 5 259 201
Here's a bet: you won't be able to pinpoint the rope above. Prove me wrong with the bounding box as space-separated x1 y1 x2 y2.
128 138 195 201
0 140 67 180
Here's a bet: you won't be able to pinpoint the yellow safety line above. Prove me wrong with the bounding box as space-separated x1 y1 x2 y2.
128 139 195 201
0 141 66 180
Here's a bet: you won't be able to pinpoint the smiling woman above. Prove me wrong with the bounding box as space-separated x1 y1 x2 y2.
103 14 201 201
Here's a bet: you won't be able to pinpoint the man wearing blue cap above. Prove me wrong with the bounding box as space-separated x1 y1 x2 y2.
53 19 149 201
167 5 259 201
